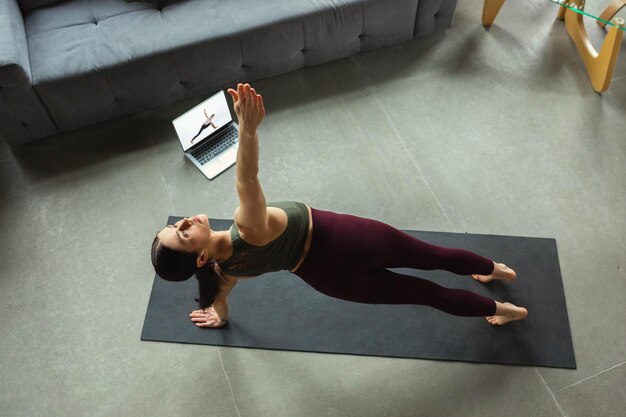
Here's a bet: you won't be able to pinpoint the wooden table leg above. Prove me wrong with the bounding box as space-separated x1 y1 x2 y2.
482 0 506 26
556 3 624 92
597 0 626 28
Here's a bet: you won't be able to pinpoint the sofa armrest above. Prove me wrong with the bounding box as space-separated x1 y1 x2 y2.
0 0 31 85
0 0 57 145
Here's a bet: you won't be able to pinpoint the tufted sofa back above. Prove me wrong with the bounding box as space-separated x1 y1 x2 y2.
18 0 63 12
18 0 160 13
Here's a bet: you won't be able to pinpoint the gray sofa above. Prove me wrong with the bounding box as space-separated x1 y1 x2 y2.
0 0 458 145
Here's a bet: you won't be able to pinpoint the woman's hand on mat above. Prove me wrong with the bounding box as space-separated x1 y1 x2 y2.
189 307 228 328
227 83 265 134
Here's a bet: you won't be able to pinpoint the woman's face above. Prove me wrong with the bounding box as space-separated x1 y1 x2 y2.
156 214 211 254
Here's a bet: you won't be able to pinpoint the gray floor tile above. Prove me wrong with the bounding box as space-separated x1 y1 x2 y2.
608 76 626 110
362 1 626 100
219 348 563 417
357 43 626 230
555 363 626 417
0 118 237 417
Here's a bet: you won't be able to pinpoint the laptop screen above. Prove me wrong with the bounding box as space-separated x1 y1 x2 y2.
172 90 233 152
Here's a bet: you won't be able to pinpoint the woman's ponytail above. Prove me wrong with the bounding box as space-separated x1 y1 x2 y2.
151 236 220 309
194 261 221 309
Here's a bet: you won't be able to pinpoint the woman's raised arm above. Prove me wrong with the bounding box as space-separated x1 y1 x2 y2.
227 83 268 235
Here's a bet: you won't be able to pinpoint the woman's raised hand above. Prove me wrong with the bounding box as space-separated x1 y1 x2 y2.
227 83 265 134
189 307 228 328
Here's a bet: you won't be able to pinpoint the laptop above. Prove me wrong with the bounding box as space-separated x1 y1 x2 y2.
172 90 239 180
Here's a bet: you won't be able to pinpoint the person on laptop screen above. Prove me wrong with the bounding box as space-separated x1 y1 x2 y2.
190 109 218 144
151 83 528 329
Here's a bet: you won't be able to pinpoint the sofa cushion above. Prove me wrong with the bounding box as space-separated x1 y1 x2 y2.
25 0 179 130
26 0 167 82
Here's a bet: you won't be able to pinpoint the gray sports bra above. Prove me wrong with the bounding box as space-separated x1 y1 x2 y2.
218 201 310 276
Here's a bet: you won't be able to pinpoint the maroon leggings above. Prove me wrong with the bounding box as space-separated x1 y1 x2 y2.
294 208 497 317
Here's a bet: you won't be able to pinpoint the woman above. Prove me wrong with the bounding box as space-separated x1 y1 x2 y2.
190 108 218 144
151 83 528 329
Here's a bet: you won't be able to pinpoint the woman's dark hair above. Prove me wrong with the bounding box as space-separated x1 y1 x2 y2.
151 236 220 309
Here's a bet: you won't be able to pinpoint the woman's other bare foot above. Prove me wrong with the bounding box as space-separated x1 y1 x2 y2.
472 262 516 283
485 302 528 326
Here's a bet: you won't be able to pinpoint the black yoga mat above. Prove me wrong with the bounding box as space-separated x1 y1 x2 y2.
142 217 576 369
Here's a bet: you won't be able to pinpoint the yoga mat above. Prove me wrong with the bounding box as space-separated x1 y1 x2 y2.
142 217 576 369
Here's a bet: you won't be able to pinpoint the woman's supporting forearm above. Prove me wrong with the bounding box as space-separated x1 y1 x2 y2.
212 298 229 321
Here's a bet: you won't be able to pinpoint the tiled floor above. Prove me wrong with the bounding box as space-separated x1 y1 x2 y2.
1 1 625 416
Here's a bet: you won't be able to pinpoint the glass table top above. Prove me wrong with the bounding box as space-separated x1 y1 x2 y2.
550 0 626 31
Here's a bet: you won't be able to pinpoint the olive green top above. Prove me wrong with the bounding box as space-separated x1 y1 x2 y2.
218 201 310 276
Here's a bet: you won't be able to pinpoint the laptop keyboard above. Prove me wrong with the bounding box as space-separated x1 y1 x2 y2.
191 126 238 165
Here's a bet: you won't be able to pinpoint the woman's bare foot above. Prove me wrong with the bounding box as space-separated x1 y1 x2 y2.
485 302 528 326
472 262 516 283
